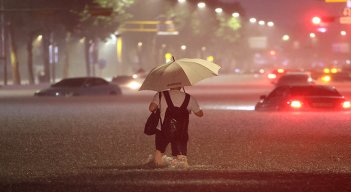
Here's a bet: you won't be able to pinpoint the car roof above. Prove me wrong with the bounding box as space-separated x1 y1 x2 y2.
277 84 333 89
283 72 311 76
273 84 341 96
61 77 103 80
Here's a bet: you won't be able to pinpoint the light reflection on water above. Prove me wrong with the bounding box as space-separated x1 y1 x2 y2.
203 104 255 111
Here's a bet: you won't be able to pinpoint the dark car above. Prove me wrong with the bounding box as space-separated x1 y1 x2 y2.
34 77 122 96
326 72 351 82
275 72 314 87
255 85 351 111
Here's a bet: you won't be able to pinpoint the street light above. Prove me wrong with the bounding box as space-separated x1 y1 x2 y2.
267 21 274 27
178 0 186 3
282 35 290 41
215 8 223 14
340 30 347 36
232 12 240 18
197 2 206 9
249 18 257 23
258 20 265 26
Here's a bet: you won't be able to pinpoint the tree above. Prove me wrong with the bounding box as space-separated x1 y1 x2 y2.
4 0 88 83
73 0 134 76
4 0 134 83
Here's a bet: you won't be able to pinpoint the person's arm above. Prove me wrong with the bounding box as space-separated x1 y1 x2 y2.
149 102 158 112
194 109 204 117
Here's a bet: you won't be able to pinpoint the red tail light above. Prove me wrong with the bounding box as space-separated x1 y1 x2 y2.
342 101 351 109
289 100 302 108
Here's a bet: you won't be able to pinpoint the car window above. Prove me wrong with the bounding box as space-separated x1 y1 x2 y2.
51 79 85 87
267 86 289 98
278 75 308 83
290 86 341 96
86 78 109 87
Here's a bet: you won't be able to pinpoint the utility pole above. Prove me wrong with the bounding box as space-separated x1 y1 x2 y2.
0 0 7 85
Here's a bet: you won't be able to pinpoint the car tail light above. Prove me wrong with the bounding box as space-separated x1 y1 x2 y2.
289 100 302 108
321 75 331 82
267 73 276 79
342 101 351 109
277 68 285 73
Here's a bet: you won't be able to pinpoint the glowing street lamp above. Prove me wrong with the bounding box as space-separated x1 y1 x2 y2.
197 2 206 9
181 45 187 50
215 8 223 14
258 20 265 26
282 35 290 41
232 12 240 18
178 0 186 3
340 30 347 36
267 21 274 27
249 18 257 23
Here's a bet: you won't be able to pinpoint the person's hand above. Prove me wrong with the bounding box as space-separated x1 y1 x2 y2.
149 102 158 112
194 110 203 117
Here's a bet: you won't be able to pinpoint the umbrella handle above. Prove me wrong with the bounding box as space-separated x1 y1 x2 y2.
172 56 175 62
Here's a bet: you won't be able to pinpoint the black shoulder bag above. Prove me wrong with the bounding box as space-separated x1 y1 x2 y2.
144 93 162 135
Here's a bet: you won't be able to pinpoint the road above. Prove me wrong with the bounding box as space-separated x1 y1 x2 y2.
1 74 351 191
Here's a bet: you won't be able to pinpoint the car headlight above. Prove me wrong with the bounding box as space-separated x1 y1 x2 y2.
127 81 141 90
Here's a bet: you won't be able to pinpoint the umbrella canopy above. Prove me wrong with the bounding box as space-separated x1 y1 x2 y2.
139 58 221 92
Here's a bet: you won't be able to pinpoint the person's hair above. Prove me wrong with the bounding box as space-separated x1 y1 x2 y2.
170 87 182 90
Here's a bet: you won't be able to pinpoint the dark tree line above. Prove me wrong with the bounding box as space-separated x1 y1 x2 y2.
2 0 134 84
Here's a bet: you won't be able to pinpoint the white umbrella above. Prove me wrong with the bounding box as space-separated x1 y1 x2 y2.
139 58 221 92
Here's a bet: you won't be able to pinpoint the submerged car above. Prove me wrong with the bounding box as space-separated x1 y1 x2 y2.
34 77 122 96
255 85 351 111
275 72 314 87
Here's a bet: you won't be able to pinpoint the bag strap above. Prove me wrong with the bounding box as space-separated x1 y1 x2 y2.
180 93 190 109
163 91 174 108
158 92 163 126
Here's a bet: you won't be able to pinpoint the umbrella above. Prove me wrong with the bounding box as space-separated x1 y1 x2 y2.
139 58 221 92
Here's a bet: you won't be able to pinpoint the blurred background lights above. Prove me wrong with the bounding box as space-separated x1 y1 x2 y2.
267 21 274 27
232 12 240 17
197 2 206 9
249 18 257 23
207 56 214 62
36 35 43 41
312 16 321 25
309 33 316 38
317 27 327 33
340 30 347 36
165 52 172 63
282 35 290 41
177 0 186 3
181 45 187 50
258 20 265 26
215 8 223 14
